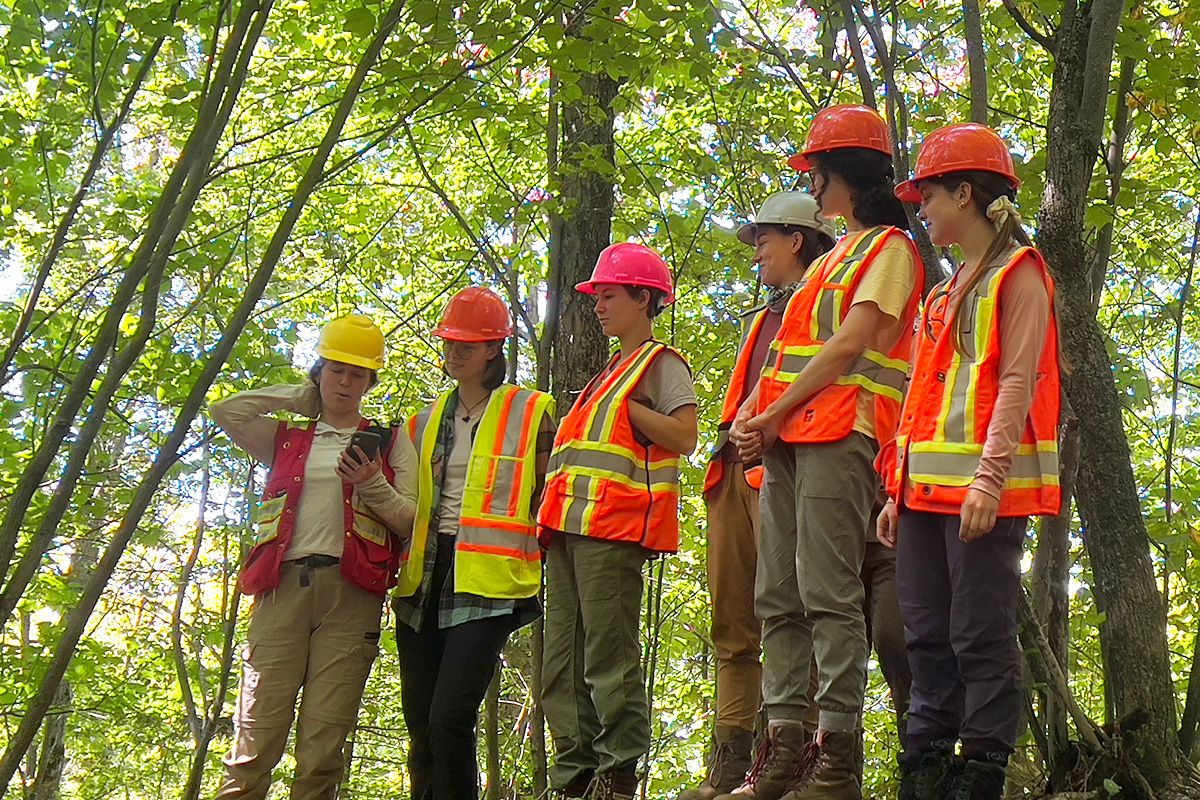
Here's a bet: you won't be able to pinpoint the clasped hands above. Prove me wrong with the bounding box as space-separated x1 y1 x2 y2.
729 402 781 462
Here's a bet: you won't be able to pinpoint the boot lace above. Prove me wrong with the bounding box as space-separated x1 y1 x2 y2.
742 734 777 787
706 739 737 786
785 741 825 791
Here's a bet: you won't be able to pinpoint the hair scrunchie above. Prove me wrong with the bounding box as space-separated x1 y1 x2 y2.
986 196 1021 228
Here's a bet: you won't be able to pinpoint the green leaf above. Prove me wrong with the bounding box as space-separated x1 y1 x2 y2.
343 7 376 35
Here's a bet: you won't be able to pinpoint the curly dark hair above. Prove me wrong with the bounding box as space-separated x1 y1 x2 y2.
810 149 910 230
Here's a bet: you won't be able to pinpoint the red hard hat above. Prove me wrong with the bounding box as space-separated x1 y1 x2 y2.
431 287 514 342
895 123 1020 203
788 104 892 172
575 243 675 304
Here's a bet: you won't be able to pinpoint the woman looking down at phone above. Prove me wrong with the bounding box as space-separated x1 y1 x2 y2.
393 287 555 800
208 313 417 800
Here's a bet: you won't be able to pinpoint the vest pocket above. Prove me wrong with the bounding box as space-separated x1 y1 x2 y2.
250 493 287 544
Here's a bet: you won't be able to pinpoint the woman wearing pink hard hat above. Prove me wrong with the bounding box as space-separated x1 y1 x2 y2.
538 243 698 800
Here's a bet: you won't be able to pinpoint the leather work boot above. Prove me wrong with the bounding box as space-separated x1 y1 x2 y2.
949 753 1007 800
559 770 594 799
786 730 861 800
587 764 639 800
898 740 962 800
713 722 822 800
677 727 755 800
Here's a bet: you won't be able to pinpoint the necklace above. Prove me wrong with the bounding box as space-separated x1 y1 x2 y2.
457 391 490 421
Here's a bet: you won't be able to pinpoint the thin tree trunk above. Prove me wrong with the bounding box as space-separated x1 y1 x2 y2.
1090 56 1136 310
1031 416 1079 789
484 667 501 800
28 684 70 800
1037 0 1180 788
180 469 250 800
173 424 212 744
0 6 406 790
962 0 988 123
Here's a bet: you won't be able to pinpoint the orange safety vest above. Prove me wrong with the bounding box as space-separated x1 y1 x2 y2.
887 246 1061 516
757 226 923 445
397 384 554 600
538 341 686 553
703 307 770 495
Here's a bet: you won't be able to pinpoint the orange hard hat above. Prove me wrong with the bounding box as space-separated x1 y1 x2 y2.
895 123 1020 203
575 242 675 304
431 287 514 342
788 104 892 172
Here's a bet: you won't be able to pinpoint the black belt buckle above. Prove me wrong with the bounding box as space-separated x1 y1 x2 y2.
289 554 339 587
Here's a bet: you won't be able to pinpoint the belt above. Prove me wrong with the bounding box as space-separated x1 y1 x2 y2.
285 554 340 587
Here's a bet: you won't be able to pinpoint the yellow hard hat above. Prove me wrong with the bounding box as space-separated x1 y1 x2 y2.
315 314 385 371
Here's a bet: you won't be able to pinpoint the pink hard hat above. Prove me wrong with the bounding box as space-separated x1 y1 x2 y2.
574 242 675 304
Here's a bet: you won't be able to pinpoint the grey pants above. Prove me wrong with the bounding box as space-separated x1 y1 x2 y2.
755 434 876 733
896 509 1026 755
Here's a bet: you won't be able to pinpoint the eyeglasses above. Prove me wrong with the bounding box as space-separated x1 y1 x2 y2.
441 340 484 357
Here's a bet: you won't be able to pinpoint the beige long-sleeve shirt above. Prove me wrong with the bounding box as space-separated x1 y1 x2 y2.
210 384 418 559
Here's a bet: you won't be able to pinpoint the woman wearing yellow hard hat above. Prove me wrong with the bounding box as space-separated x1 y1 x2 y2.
393 287 555 800
209 313 418 799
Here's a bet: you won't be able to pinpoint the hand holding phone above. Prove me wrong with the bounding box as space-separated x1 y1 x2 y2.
337 426 392 483
347 430 383 465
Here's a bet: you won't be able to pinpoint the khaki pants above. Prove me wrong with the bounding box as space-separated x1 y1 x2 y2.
756 434 876 733
542 534 650 789
706 461 763 732
214 563 383 800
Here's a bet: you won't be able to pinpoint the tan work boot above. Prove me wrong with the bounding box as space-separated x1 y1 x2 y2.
713 722 822 800
785 730 862 800
677 727 755 799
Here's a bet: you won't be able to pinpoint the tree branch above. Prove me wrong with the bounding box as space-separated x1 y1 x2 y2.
1001 0 1056 53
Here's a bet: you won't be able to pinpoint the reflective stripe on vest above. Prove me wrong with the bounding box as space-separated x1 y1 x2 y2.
396 384 553 600
758 226 923 444
537 341 684 552
891 246 1061 516
704 308 769 494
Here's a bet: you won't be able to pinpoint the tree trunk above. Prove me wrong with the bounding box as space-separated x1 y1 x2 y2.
0 4 407 790
28 684 70 800
962 0 989 123
1037 0 1180 789
484 667 501 800
1031 418 1078 789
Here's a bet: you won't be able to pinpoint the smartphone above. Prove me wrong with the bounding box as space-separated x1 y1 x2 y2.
346 426 391 465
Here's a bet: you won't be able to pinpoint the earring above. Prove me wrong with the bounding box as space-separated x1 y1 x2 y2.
959 202 967 208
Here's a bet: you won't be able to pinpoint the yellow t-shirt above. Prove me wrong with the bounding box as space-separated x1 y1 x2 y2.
848 236 917 439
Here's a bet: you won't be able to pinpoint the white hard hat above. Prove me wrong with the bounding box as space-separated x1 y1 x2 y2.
736 192 837 245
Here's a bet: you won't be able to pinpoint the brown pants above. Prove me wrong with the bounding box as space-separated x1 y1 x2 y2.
214 562 383 800
706 461 768 731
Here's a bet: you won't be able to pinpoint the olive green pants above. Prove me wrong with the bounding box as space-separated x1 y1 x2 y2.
542 533 651 789
755 434 876 733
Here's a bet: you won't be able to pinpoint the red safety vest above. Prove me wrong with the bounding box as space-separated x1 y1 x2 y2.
538 341 686 553
703 307 770 496
240 419 401 597
758 226 923 445
887 246 1061 516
